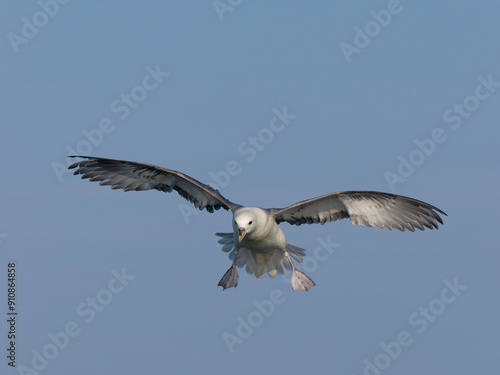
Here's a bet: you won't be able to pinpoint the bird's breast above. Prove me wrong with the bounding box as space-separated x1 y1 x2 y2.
238 225 286 253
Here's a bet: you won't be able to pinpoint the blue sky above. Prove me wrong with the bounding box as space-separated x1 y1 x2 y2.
1 1 499 374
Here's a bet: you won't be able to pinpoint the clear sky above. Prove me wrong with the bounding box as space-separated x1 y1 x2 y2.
1 1 499 374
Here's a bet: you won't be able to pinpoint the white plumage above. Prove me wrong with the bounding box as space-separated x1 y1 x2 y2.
69 156 447 291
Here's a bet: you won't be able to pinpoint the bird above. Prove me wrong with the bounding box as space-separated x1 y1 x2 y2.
68 156 446 292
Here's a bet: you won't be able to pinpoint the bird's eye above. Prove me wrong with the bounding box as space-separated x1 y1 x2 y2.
248 221 253 225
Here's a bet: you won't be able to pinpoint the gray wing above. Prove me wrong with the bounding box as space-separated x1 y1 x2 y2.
68 156 240 213
272 191 446 232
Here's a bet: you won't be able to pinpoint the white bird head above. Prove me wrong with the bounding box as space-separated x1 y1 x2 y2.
233 207 268 243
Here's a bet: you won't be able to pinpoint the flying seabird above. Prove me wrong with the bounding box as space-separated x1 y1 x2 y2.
68 156 447 292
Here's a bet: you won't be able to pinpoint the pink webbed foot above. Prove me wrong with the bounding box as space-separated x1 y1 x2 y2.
290 269 316 292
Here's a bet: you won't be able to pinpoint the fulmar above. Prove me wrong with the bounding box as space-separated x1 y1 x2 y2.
68 156 447 292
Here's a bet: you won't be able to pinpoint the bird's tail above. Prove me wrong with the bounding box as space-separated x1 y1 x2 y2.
215 233 307 279
215 232 234 252
285 242 306 263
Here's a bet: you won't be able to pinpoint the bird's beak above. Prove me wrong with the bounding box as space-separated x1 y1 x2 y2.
238 227 246 243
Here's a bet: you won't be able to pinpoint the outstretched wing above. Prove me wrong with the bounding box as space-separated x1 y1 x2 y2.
68 156 240 213
272 191 446 232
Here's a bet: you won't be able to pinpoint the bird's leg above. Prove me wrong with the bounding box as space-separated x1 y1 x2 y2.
284 252 316 292
218 249 239 290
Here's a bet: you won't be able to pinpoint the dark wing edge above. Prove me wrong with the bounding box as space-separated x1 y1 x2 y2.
68 156 240 213
271 190 447 232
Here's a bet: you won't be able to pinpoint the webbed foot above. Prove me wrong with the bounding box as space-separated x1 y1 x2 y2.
290 269 316 292
218 266 239 290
